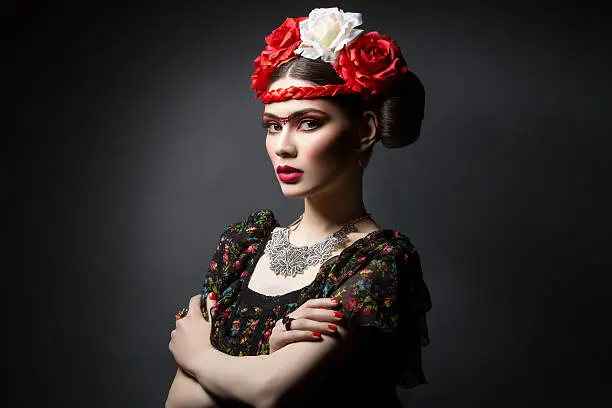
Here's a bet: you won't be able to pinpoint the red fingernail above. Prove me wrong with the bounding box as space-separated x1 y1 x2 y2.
334 312 344 318
209 292 217 300
312 332 321 337
328 324 337 331
331 298 339 304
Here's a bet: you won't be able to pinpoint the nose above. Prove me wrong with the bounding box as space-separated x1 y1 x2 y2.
273 126 297 158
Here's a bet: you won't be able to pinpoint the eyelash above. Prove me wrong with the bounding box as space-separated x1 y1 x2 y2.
261 119 322 133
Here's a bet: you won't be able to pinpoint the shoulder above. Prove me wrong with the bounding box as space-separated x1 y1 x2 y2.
374 229 418 259
326 228 420 287
329 228 430 333
363 229 426 302
216 208 280 248
205 209 280 300
352 228 420 276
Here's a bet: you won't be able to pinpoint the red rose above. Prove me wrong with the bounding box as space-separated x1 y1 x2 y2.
251 55 273 95
263 16 305 61
335 31 408 95
251 17 306 96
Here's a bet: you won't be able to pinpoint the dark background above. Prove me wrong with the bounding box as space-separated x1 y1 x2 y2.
7 0 611 407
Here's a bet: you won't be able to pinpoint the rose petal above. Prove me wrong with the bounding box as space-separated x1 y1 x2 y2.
297 7 364 63
296 46 324 61
343 12 363 28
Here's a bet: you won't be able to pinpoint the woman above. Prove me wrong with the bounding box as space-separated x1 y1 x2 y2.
167 7 431 408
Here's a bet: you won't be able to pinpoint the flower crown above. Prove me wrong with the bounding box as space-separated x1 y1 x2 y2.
251 7 409 103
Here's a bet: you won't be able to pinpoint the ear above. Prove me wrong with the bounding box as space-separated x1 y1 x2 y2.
358 110 378 153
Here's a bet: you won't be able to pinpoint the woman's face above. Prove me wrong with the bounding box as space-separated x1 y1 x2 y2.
263 77 359 198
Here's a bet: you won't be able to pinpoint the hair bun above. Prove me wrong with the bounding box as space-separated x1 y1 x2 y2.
375 71 425 149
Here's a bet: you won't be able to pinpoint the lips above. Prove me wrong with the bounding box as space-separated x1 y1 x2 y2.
276 165 303 174
276 165 303 183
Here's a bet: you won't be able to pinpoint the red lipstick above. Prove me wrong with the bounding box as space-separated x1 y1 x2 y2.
276 165 303 183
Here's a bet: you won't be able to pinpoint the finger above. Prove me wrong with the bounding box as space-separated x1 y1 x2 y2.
301 297 340 310
295 308 345 323
187 294 201 318
284 317 339 335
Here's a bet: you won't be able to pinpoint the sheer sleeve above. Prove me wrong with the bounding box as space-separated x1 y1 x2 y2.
199 222 236 322
198 209 279 321
329 241 432 389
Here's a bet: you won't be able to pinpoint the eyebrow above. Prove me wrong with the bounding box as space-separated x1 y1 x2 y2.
262 108 328 120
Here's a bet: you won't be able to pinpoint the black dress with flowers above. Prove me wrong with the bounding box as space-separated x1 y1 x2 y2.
197 209 431 406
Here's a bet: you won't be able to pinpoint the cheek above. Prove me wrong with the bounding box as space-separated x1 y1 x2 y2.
304 140 329 161
305 130 351 165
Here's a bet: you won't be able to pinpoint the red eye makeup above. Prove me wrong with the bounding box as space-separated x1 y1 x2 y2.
262 108 329 132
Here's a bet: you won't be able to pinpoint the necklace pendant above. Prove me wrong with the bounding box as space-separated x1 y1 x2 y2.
270 245 309 277
263 212 371 278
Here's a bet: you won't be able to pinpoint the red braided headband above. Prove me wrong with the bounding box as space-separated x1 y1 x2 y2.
251 8 409 103
260 84 358 104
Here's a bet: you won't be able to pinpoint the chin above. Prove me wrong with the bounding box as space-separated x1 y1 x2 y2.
278 177 319 197
279 185 309 198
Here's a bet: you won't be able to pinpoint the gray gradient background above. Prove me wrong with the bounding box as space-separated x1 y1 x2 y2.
8 1 611 407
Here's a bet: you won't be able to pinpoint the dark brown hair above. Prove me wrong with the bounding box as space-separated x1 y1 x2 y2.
268 57 425 166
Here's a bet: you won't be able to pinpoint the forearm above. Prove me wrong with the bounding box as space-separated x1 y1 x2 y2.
166 367 223 408
189 331 358 408
190 349 274 408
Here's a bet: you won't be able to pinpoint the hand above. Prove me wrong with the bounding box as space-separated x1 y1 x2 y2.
169 293 219 376
269 298 344 354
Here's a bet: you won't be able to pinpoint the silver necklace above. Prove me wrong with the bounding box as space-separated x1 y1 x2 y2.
264 213 372 277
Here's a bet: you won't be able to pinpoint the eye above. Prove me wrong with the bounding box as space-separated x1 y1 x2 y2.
298 119 321 131
262 121 282 133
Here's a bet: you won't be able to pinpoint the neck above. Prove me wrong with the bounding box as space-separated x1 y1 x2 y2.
296 175 368 241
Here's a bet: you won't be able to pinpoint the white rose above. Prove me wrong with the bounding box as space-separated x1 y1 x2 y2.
294 7 363 64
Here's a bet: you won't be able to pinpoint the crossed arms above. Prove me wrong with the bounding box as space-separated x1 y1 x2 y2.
166 320 376 408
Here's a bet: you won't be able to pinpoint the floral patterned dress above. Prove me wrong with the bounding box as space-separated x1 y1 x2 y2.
192 209 431 404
